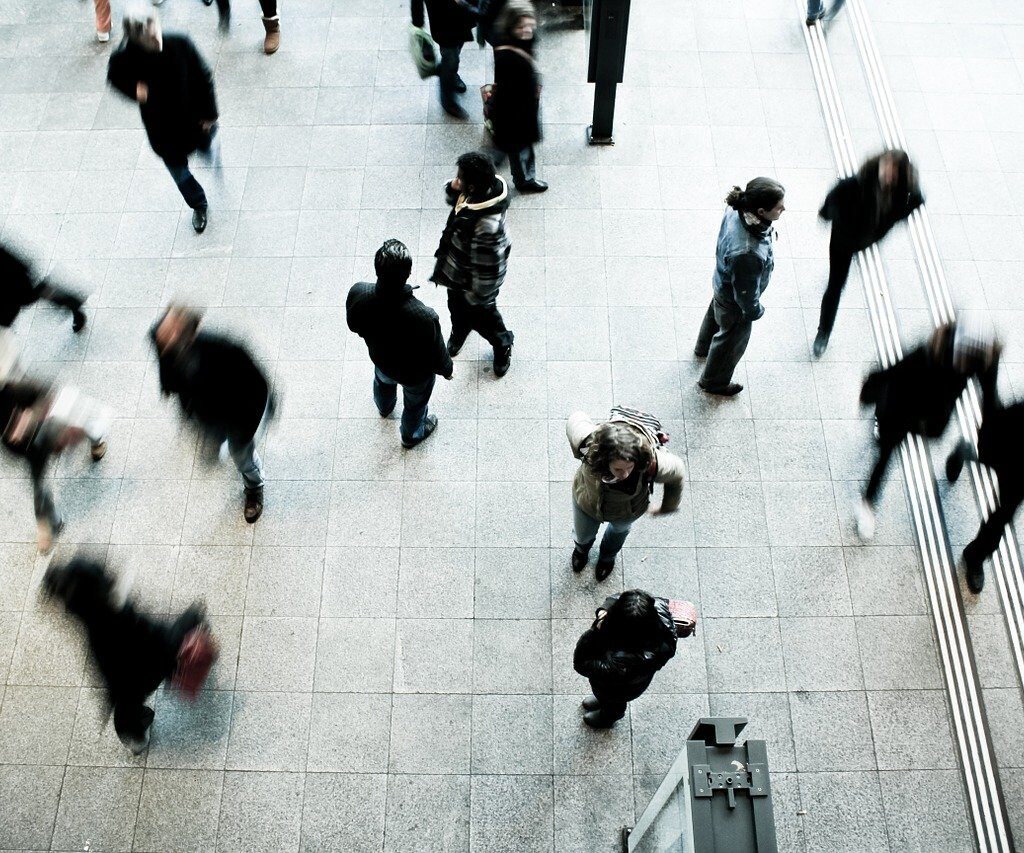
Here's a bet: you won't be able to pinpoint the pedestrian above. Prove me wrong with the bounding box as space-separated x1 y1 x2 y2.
93 0 112 42
346 240 454 448
150 304 271 523
489 0 548 193
201 0 281 52
566 409 685 581
694 178 785 397
411 0 476 118
573 590 677 728
431 152 515 377
43 556 214 754
806 0 845 26
107 2 220 235
814 150 923 357
857 319 999 541
1 242 88 334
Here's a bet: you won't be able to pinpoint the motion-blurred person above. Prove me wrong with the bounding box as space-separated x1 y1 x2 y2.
694 179 785 397
43 556 215 754
412 0 476 118
1 243 88 334
107 3 220 235
347 240 454 448
150 305 271 523
202 0 281 52
857 320 999 540
946 399 1024 594
566 409 684 581
806 0 845 26
573 590 677 728
93 0 112 42
489 1 547 193
814 150 923 357
432 152 515 377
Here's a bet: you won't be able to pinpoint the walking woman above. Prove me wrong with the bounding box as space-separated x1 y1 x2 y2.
489 0 547 192
566 409 685 581
694 178 785 397
814 150 923 357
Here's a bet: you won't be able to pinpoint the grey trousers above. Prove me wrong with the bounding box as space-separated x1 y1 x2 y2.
695 297 752 390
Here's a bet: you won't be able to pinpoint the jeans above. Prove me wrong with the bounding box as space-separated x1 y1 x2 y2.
447 290 514 350
695 297 753 389
510 146 537 187
438 45 463 106
807 0 846 19
374 368 436 444
573 499 633 559
228 436 265 490
162 128 220 211
29 454 60 528
818 234 856 336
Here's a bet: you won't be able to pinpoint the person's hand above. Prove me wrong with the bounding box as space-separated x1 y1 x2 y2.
136 81 148 104
200 120 215 132
648 504 677 516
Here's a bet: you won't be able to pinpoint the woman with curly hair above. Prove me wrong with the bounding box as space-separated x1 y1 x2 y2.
565 410 685 581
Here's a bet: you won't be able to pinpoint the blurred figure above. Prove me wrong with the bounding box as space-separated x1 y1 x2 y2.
107 3 220 235
814 150 923 357
694 179 785 397
150 305 271 523
347 240 454 448
946 400 1024 594
1 242 88 334
489 1 547 193
566 409 684 580
93 0 112 42
477 0 507 46
858 319 999 541
43 556 215 754
203 0 281 52
411 0 476 118
573 590 677 728
431 152 515 377
806 0 845 26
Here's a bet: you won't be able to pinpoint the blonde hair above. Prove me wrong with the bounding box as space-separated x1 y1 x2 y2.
498 0 537 36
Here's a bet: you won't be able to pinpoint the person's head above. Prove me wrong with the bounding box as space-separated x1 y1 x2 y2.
864 149 913 191
123 0 162 51
600 590 666 652
453 151 497 200
500 0 537 41
374 239 413 288
43 557 117 620
582 422 654 483
725 177 786 222
934 316 999 374
153 304 202 355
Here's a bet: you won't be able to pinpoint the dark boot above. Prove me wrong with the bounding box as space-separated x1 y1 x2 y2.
262 16 280 54
581 694 600 711
964 545 985 594
595 555 615 582
493 345 512 377
946 441 968 483
72 309 87 333
447 334 466 357
571 545 589 573
583 710 617 729
813 329 829 358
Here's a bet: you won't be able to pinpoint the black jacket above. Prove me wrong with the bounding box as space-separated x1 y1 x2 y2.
152 330 270 442
107 34 218 163
0 244 43 328
347 281 453 385
976 402 1024 488
491 42 541 153
820 175 924 253
411 0 476 47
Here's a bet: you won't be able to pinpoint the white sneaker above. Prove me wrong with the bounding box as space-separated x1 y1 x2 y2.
97 30 110 42
856 499 876 541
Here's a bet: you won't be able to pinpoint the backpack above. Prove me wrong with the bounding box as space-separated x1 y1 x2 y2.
609 405 670 449
170 626 219 700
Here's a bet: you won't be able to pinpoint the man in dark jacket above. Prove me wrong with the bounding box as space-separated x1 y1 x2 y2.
1 243 87 334
347 240 453 448
151 305 270 522
107 5 219 234
412 0 476 118
432 152 514 377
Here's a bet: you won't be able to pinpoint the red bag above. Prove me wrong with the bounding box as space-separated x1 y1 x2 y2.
666 599 698 638
171 627 219 700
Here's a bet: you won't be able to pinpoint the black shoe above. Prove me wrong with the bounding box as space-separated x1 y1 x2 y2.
571 547 589 573
583 710 616 729
377 402 396 418
582 694 601 711
946 442 967 483
694 347 708 358
72 309 87 333
493 345 512 377
402 414 438 449
218 10 231 32
447 335 466 358
516 179 548 193
203 0 213 5
965 556 985 594
454 75 467 93
442 100 468 120
595 556 615 582
244 487 263 524
813 330 829 358
699 382 743 397
806 12 824 26
192 207 208 234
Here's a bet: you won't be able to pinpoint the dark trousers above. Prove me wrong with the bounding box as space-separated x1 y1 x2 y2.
589 676 652 724
373 368 436 444
214 0 278 18
695 297 752 389
494 146 537 187
950 443 1024 569
29 453 60 528
818 234 856 336
162 128 217 211
447 289 514 350
865 425 905 504
438 45 463 106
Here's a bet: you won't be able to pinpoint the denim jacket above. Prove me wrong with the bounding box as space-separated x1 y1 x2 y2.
712 208 774 321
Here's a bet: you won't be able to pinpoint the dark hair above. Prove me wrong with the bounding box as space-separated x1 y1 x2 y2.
43 557 116 619
374 239 412 284
858 148 915 190
725 177 785 214
582 422 654 479
601 590 666 653
456 151 497 197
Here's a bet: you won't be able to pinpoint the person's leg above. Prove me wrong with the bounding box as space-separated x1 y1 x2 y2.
597 518 633 561
93 0 111 37
865 432 901 505
694 298 719 357
258 0 277 15
816 235 855 343
466 301 515 349
163 160 208 211
699 301 753 391
373 367 398 417
447 289 473 352
399 375 436 445
258 0 280 53
825 0 846 21
572 499 602 552
113 700 155 753
585 682 627 727
214 0 231 30
29 455 61 552
37 282 87 331
946 439 978 483
227 435 265 490
806 0 825 21
438 46 461 109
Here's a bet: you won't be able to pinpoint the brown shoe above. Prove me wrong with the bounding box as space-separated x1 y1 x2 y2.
244 487 264 524
262 16 280 54
90 441 107 462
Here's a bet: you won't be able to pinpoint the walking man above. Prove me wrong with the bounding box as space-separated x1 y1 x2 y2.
431 152 514 378
411 0 476 118
347 240 453 448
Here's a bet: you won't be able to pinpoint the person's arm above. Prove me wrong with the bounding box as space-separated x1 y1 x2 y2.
411 0 425 29
185 39 218 123
106 48 139 101
566 411 597 459
573 628 628 680
432 316 454 378
730 252 765 321
652 448 685 514
345 288 363 336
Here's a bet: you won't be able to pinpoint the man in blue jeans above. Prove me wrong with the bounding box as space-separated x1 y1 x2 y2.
347 240 454 448
806 0 845 26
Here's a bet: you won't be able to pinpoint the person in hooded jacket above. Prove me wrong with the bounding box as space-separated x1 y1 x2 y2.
432 152 515 377
814 150 924 357
573 589 677 728
107 3 219 235
43 556 208 754
347 239 454 448
412 0 476 118
1 242 88 334
150 304 271 523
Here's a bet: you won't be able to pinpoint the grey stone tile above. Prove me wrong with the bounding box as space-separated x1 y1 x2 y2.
321 546 399 618
764 481 842 546
755 419 831 482
473 619 552 694
326 480 402 546
781 616 863 691
551 694 633 776
554 774 635 853
867 689 957 771
385 774 470 853
771 546 853 617
180 478 256 548
684 418 760 481
226 691 311 772
475 548 550 619
844 546 928 616
0 763 63 850
172 545 250 617
708 692 797 773
470 775 554 853
394 617 473 693
476 417 550 482
398 547 475 618
307 693 392 773
471 695 553 774
969 614 1021 689
148 690 234 770
0 542 37 610
135 769 224 853
52 766 144 853
315 617 395 693
630 692 711 776
235 616 317 692
389 694 472 774
301 772 387 853
696 546 776 617
7 607 87 686
690 482 769 547
985 687 1024 769
858 616 943 690
477 480 550 547
790 691 876 772
704 617 786 693
110 477 190 545
798 772 888 853
881 769 973 852
217 771 305 853
68 687 147 769
400 416 477 483
245 546 324 617
0 685 78 764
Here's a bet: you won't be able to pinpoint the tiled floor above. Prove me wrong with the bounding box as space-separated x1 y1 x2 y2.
0 0 1021 850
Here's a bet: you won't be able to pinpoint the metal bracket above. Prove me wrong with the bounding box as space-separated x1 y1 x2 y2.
692 763 770 809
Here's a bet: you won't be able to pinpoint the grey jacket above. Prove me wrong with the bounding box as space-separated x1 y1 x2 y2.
711 208 774 322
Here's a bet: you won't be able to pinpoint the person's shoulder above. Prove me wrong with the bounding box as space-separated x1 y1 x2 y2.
407 294 439 321
347 281 375 302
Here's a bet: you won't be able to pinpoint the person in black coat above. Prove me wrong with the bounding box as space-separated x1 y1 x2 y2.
412 0 476 118
43 556 208 753
814 149 924 357
856 320 999 541
1 243 87 334
347 240 454 449
573 589 677 728
107 4 219 235
150 305 271 523
489 1 547 193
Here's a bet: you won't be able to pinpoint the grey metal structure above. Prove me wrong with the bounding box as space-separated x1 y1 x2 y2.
584 0 631 144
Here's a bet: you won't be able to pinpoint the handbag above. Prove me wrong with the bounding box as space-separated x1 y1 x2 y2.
171 625 220 700
409 25 439 79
